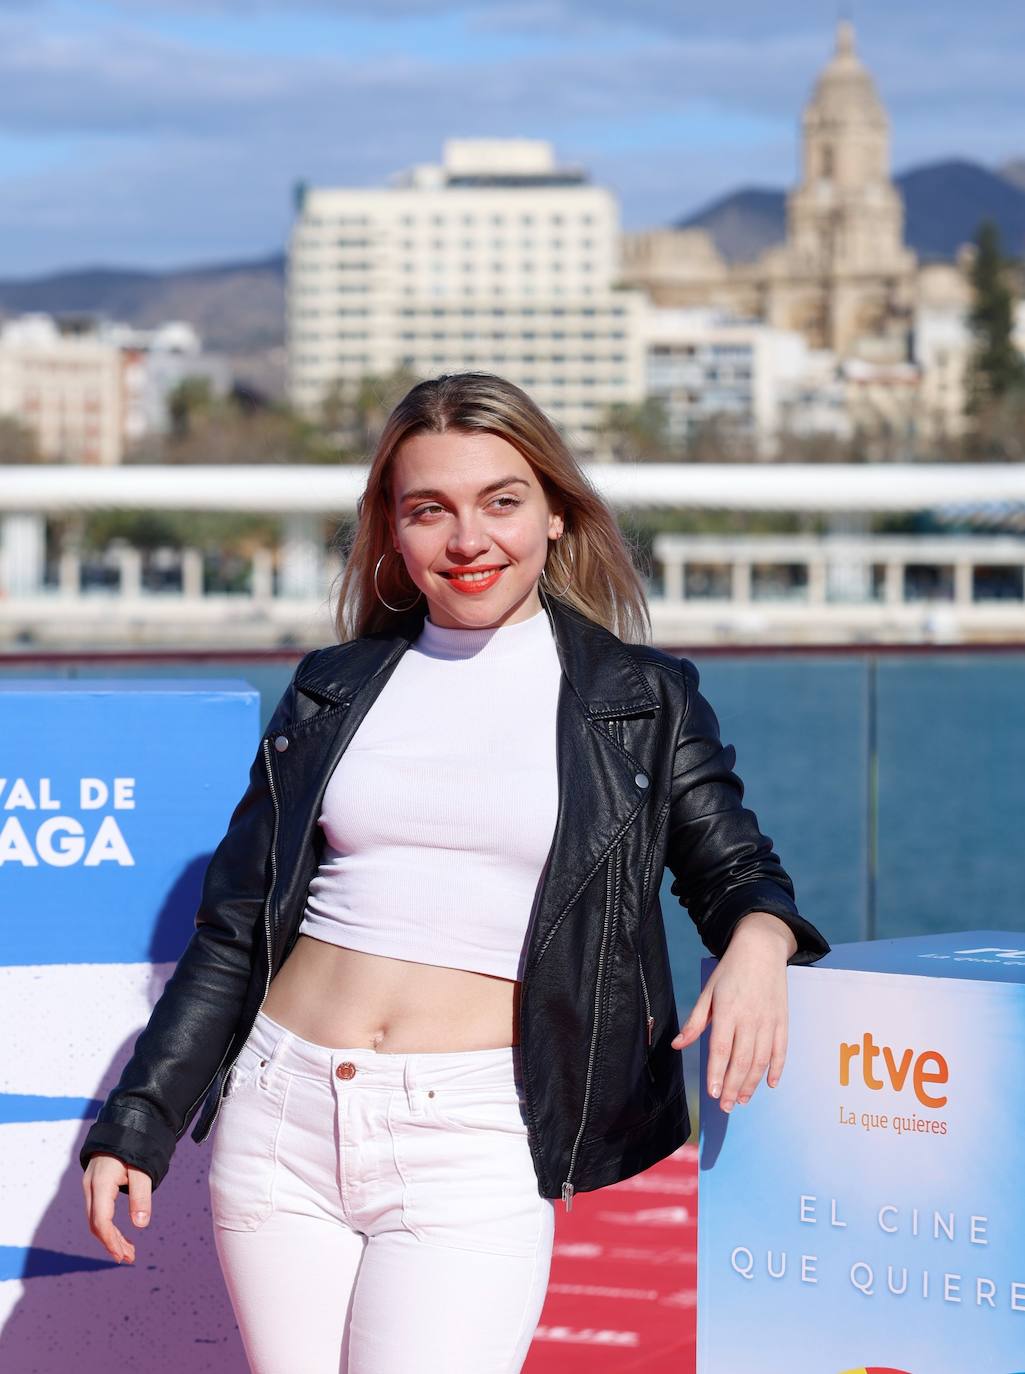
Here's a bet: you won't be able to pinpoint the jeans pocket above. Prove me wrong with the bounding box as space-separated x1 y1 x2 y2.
426 1086 529 1136
208 1059 289 1232
221 1041 265 1102
395 1087 547 1258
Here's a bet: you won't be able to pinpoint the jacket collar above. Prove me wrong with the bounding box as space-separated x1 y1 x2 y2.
295 584 659 721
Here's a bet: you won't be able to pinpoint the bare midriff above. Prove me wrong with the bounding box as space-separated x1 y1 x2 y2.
260 933 521 1053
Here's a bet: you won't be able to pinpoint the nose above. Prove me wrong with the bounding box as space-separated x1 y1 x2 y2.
447 514 492 558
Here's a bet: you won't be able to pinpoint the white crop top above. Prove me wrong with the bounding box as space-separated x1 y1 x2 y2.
297 604 562 981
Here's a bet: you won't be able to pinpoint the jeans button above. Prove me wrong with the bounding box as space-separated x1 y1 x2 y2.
336 1062 357 1080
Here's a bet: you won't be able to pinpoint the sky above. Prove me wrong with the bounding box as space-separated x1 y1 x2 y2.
0 0 1022 279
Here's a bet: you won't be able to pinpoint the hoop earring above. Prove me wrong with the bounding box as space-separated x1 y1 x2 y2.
373 550 423 613
540 537 574 598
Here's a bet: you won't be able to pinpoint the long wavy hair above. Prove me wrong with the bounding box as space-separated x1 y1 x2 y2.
330 372 652 645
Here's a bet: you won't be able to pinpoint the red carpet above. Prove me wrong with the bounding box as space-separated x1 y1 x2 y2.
525 1143 698 1373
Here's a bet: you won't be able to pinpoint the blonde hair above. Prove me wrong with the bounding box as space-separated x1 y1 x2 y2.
330 372 652 645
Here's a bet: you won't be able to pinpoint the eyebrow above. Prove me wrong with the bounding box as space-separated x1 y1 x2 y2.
399 475 530 505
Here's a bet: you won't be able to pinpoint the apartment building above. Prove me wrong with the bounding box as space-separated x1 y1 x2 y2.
0 314 126 464
0 314 232 463
642 308 823 456
286 138 648 452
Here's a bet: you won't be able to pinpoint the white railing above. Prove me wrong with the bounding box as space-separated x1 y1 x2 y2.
1 533 1023 649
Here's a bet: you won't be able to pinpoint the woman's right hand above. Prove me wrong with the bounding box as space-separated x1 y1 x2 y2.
82 1152 153 1264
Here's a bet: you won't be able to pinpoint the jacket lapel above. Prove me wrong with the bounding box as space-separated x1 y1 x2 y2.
273 587 661 972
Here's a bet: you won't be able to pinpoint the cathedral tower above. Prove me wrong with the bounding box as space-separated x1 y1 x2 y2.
777 20 917 354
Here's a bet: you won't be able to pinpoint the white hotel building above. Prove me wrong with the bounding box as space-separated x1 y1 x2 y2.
286 138 648 452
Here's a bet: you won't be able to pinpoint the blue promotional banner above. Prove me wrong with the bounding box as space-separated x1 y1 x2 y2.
0 679 261 1371
697 932 1025 1374
0 679 260 964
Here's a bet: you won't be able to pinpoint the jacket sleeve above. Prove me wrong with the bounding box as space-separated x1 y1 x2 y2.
79 651 316 1195
664 656 830 966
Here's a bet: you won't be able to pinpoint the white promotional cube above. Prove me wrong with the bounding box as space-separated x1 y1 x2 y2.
697 931 1025 1374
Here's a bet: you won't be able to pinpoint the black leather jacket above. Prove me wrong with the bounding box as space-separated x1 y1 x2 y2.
80 588 830 1210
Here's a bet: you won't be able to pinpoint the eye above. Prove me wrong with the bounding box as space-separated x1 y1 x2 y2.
409 496 522 521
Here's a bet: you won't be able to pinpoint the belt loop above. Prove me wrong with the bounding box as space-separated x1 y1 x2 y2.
403 1054 423 1115
260 1024 291 1088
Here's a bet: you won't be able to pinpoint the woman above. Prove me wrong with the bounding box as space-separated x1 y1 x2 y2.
81 372 830 1372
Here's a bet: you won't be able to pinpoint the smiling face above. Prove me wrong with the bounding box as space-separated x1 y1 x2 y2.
385 429 565 630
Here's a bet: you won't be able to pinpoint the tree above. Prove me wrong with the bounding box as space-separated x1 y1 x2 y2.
318 366 422 457
594 397 674 461
684 411 758 464
167 375 217 439
0 414 43 464
965 219 1025 417
128 385 340 466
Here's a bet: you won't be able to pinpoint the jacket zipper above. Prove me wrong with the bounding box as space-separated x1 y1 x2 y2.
639 795 670 916
637 948 655 1048
561 721 625 1213
197 734 281 1141
561 842 619 1213
257 735 281 1010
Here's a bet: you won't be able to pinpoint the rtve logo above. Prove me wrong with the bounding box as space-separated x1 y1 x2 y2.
839 1034 948 1109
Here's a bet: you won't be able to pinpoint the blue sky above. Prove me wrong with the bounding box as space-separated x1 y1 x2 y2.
0 1 1022 278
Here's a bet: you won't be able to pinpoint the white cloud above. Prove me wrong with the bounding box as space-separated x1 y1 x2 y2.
0 1 1020 275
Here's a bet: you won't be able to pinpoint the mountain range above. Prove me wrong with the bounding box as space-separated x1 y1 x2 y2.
679 158 1025 264
1 156 1022 356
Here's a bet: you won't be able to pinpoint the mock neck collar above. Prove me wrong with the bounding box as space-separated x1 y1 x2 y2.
415 605 551 661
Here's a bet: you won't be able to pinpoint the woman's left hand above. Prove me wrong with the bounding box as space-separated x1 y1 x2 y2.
671 911 798 1113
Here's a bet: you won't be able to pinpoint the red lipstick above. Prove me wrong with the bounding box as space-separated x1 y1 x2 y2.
439 565 508 595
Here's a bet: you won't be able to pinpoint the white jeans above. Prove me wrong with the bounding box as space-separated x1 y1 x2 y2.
208 1009 556 1374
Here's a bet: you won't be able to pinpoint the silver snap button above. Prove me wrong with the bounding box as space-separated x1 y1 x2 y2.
634 772 649 789
274 735 289 752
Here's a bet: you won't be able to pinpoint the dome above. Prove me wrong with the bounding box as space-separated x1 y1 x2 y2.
806 20 887 128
